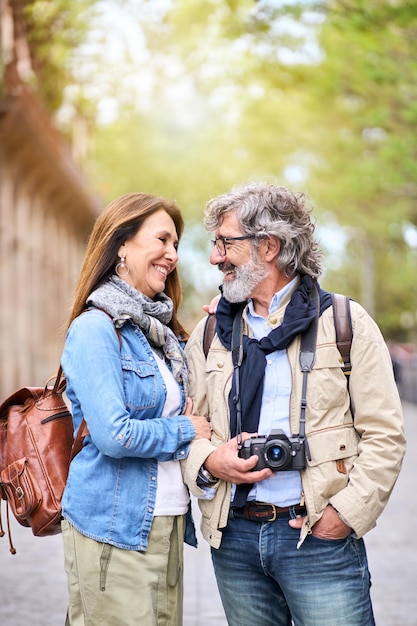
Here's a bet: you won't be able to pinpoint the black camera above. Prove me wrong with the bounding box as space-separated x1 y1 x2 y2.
238 429 306 471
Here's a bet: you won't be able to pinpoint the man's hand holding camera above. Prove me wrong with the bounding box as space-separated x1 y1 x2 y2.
203 433 274 484
203 429 352 540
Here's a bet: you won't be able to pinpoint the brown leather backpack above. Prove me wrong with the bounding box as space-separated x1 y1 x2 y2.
0 310 119 554
0 367 86 553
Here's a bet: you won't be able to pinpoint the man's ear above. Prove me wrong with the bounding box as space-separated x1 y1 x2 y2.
260 236 281 262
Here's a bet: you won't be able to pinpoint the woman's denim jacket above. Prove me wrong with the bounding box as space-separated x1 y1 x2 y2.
61 308 197 551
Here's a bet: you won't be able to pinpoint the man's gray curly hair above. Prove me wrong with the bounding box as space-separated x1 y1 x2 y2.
204 181 323 279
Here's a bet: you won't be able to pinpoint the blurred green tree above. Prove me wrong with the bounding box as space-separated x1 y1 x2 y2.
12 0 417 336
152 0 417 335
22 0 97 113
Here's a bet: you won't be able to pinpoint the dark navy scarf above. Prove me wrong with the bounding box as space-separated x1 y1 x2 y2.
216 274 333 439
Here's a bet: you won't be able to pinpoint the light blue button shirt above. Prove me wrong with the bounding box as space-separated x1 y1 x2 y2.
245 277 303 506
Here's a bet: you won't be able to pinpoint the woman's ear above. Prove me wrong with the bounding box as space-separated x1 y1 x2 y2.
117 243 127 259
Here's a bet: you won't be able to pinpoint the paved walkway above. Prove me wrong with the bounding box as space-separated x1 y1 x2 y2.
0 402 415 625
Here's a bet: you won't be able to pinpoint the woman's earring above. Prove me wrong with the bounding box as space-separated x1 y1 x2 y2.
116 254 129 277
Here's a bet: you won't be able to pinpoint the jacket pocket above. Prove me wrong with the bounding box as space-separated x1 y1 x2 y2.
307 426 359 466
308 344 348 410
305 426 359 510
122 359 157 411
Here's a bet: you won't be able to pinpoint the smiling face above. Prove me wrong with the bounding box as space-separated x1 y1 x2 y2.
119 208 179 298
210 210 269 302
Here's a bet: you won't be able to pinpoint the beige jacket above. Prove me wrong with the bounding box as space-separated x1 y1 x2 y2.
184 284 406 549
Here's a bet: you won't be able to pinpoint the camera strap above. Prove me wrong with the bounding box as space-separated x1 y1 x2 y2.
231 283 320 459
231 303 246 449
299 281 320 461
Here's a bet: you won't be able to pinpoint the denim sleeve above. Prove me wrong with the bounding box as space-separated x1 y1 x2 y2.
61 311 195 460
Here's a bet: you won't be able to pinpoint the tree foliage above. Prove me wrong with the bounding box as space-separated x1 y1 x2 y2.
302 0 417 325
151 0 417 334
16 0 417 336
22 0 97 112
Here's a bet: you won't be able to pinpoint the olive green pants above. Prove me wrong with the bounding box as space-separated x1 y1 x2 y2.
62 515 185 626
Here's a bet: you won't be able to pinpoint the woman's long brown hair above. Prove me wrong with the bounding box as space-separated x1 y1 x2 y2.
66 193 189 340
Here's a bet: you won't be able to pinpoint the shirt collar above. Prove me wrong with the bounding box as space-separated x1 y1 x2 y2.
247 275 299 319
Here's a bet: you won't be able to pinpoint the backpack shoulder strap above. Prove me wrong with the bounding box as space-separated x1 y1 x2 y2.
203 313 217 358
331 293 353 376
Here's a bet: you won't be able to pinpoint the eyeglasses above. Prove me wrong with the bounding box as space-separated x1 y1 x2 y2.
210 235 256 257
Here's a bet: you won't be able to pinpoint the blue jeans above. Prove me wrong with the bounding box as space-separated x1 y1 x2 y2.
210 515 375 626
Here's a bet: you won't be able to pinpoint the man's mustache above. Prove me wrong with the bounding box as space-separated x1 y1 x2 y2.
219 262 236 272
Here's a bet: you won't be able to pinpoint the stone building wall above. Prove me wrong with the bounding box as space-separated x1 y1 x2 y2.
0 0 101 397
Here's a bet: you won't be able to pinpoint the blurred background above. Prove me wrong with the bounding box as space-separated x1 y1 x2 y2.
1 0 417 400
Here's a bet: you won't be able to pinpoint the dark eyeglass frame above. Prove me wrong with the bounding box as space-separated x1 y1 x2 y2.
210 235 256 256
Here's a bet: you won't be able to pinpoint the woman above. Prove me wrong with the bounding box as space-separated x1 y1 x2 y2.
61 193 211 626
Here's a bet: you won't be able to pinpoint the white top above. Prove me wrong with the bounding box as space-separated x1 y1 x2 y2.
152 351 190 516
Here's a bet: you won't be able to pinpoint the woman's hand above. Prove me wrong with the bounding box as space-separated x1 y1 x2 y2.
202 294 221 315
184 397 211 440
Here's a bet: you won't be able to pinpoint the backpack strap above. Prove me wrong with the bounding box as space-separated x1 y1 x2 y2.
331 293 353 378
203 313 217 358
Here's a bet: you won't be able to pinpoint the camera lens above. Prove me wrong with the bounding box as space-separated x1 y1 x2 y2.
268 445 284 462
264 441 290 469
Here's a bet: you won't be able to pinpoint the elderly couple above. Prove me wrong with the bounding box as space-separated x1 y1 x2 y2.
60 182 406 626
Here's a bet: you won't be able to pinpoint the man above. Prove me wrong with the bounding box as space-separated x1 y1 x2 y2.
184 182 406 626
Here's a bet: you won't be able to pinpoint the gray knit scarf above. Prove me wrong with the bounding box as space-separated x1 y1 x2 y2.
86 276 188 396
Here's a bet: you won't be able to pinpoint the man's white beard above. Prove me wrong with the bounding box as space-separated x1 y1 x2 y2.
222 252 269 303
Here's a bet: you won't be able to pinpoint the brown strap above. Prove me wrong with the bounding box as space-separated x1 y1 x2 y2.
203 314 217 358
70 418 89 462
46 365 88 462
51 365 66 394
331 293 352 373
